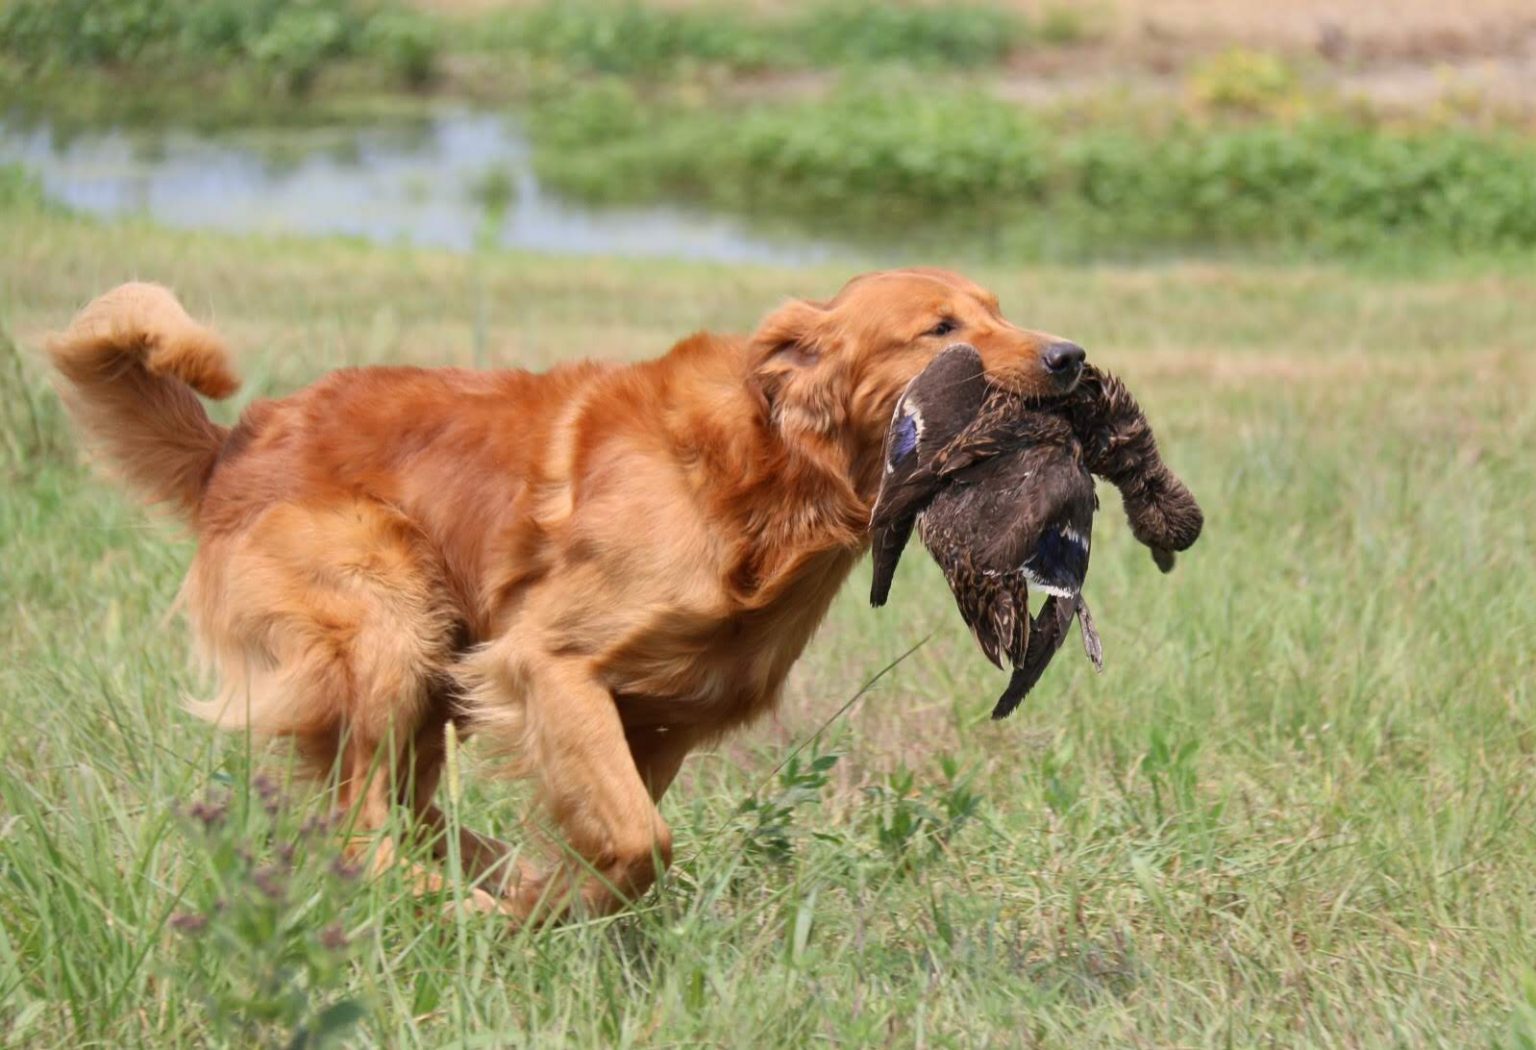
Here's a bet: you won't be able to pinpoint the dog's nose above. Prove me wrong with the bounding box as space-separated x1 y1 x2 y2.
1042 341 1086 375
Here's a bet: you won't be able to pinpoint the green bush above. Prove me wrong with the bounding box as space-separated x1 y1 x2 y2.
492 0 1028 75
0 0 438 91
789 0 1024 67
358 7 440 87
246 5 351 94
529 83 1536 256
494 1 769 75
0 0 175 66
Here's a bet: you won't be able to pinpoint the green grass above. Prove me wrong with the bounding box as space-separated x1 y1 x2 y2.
7 2 1533 265
4 197 1536 1047
478 0 1045 76
527 80 1536 261
0 0 441 94
0 0 1069 110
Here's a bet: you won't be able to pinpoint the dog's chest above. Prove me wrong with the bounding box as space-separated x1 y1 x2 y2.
604 549 858 729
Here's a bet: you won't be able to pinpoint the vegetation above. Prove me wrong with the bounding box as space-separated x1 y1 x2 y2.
0 0 441 92
0 163 48 211
3 185 1536 1047
3 0 1535 1041
0 0 1072 96
414 0 1067 76
4 1 1530 261
528 81 1536 259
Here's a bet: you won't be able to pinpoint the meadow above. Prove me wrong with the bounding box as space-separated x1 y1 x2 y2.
4 178 1536 1046
5 0 1536 1043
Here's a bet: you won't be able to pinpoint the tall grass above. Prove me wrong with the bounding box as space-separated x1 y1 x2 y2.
3 197 1536 1046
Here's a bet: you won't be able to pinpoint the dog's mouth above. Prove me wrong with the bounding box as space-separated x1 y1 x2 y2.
937 339 1084 403
984 365 1082 404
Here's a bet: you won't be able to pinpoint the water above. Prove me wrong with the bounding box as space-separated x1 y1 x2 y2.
0 109 843 267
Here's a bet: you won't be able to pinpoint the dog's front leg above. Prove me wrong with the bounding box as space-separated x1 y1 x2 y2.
467 645 674 922
625 723 700 802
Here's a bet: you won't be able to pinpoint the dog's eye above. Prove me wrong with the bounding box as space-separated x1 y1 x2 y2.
927 318 959 337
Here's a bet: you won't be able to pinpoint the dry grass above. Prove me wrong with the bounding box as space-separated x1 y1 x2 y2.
1100 0 1536 53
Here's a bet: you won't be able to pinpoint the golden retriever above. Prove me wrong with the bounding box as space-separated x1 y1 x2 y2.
48 269 1086 920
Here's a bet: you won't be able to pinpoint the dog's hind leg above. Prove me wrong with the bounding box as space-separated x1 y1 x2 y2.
404 704 525 902
184 500 460 880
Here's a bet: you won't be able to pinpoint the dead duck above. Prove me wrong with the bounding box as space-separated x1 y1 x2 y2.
869 344 1103 719
1059 365 1203 572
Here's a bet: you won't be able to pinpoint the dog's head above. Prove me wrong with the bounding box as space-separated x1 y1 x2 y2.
749 268 1085 483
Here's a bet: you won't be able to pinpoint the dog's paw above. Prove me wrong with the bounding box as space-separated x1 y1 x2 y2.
439 885 518 919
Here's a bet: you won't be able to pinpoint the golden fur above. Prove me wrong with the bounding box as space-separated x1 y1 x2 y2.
49 269 1079 919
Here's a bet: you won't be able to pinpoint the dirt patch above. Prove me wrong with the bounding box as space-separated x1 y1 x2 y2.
1092 0 1536 61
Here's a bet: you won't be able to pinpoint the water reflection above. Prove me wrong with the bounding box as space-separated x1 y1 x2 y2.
0 109 843 267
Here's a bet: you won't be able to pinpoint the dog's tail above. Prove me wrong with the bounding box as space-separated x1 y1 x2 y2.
48 282 239 521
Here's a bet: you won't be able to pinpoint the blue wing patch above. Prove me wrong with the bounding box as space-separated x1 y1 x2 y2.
1023 524 1090 597
887 407 921 468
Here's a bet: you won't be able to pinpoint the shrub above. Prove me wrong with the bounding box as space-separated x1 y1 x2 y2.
501 1 769 76
246 5 351 94
789 0 1025 68
1188 48 1305 117
528 82 1536 256
358 8 439 87
490 0 1028 75
0 0 438 92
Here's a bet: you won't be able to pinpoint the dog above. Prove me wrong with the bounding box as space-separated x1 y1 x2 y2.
48 269 1087 920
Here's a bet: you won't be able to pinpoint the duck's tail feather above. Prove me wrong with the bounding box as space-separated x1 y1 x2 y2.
1075 596 1104 671
990 595 1074 720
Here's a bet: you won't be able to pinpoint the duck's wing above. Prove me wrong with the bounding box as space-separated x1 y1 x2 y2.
990 594 1075 719
989 592 1104 720
953 562 1028 671
977 448 1097 600
869 344 987 606
919 507 1029 670
869 521 917 607
932 390 1064 480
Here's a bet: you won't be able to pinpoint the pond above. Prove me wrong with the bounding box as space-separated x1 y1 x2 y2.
0 108 846 268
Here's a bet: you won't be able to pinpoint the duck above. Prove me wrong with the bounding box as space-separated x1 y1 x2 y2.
1056 365 1204 573
869 344 1103 719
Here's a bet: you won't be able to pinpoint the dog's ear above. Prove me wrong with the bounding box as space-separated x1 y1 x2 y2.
750 298 831 370
749 298 850 436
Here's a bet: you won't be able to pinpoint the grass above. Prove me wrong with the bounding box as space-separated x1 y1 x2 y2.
472 0 1052 75
526 79 1536 261
0 0 1072 110
7 2 1534 265
0 0 441 94
4 196 1536 1047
